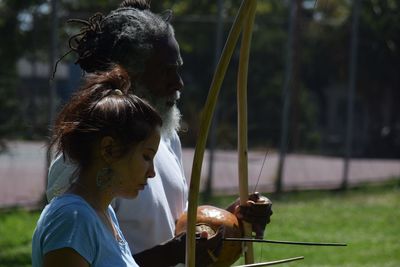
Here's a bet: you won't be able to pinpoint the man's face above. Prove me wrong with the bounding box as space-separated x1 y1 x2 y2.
135 35 184 137
139 35 184 103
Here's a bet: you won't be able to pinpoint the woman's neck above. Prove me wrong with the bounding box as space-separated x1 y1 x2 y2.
67 168 113 213
68 177 121 241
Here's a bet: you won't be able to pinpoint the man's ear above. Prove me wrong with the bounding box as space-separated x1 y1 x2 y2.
100 136 116 163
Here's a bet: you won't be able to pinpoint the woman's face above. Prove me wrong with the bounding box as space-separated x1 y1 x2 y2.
111 130 160 198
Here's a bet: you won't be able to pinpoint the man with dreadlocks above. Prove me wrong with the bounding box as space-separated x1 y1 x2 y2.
47 0 272 266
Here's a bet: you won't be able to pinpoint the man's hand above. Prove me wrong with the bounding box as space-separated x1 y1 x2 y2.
174 226 224 266
133 226 224 267
229 192 273 239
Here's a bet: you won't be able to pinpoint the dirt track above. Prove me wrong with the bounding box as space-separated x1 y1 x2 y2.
1 141 399 208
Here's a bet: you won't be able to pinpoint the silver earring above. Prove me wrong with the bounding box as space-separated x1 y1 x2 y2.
96 167 113 189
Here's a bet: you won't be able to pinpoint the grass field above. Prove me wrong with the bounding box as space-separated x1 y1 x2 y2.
0 209 38 267
0 181 399 267
230 182 400 266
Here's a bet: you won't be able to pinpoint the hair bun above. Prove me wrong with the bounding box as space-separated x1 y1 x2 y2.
113 89 123 95
119 0 150 10
105 65 131 94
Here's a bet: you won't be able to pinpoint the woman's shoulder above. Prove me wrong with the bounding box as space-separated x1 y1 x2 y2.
44 194 95 222
33 195 101 265
35 194 100 244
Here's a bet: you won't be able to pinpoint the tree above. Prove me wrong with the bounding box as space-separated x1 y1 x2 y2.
0 0 44 141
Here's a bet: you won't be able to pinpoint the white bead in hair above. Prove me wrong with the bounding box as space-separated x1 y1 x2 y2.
114 89 123 95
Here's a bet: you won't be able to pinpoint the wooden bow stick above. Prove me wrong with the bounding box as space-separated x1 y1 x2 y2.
235 256 305 267
185 0 258 266
224 237 347 246
237 0 257 263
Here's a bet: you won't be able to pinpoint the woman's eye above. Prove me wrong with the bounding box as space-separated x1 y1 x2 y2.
143 155 151 161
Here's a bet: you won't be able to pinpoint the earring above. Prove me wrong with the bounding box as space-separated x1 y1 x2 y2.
96 167 113 189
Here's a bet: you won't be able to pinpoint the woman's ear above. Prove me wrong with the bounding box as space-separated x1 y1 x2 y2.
100 136 116 163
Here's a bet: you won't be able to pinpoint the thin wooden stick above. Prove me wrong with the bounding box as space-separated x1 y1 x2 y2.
235 256 304 267
224 237 348 246
185 1 253 266
237 0 257 264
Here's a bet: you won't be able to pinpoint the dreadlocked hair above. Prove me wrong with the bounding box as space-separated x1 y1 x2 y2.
119 0 151 10
67 13 111 73
62 0 174 75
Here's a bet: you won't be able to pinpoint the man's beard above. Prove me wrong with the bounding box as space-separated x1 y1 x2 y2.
134 83 182 138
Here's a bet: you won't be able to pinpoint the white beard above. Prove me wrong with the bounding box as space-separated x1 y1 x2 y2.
134 83 181 138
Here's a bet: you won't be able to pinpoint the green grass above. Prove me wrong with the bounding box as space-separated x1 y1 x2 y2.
0 209 39 267
1 182 399 266
223 182 400 266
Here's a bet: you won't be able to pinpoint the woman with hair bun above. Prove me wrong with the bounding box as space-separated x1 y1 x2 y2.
32 65 162 267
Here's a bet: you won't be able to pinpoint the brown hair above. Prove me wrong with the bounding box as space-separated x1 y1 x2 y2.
50 65 162 170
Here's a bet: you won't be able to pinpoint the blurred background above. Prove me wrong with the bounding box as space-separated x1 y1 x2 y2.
0 0 399 266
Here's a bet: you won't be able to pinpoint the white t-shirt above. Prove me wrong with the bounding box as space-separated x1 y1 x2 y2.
46 132 188 254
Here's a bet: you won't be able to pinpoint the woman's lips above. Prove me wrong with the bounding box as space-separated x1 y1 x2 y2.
138 183 147 190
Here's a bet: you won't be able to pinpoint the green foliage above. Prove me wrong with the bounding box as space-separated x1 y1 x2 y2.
356 0 400 158
0 1 29 140
0 209 39 267
0 0 399 157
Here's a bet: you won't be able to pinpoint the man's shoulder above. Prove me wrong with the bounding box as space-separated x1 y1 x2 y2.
168 130 182 146
47 154 77 201
48 153 75 173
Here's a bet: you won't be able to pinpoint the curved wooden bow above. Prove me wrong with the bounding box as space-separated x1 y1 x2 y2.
237 0 258 263
185 1 348 266
185 0 258 266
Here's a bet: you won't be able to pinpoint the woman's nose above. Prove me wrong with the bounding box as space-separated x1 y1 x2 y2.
147 162 156 178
